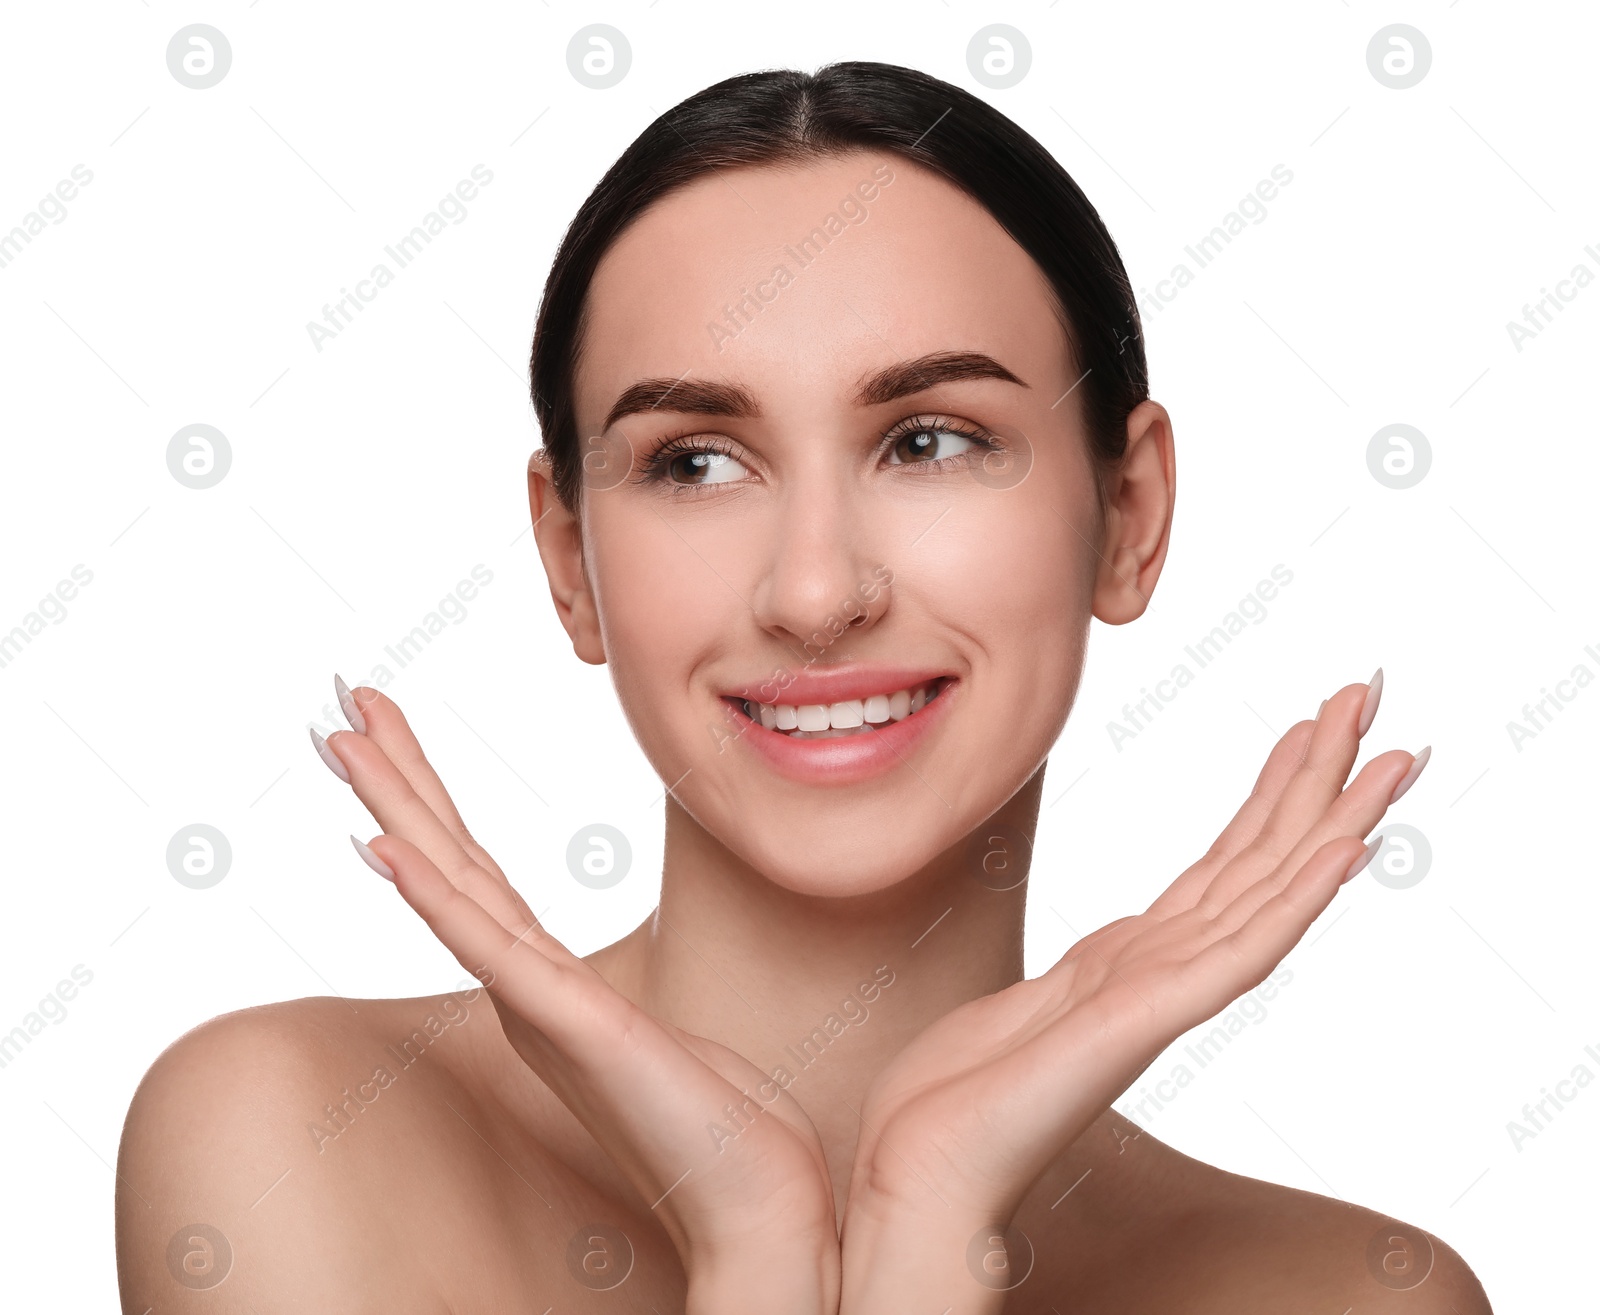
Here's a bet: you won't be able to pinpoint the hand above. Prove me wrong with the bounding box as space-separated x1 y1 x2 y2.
838 676 1427 1310
312 679 840 1313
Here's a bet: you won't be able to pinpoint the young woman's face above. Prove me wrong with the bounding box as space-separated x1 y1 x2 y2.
557 151 1135 897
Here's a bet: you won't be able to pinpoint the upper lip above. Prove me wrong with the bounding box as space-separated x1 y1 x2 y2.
722 664 955 707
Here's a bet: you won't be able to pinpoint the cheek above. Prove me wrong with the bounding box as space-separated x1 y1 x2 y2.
912 480 1095 630
585 500 731 710
591 511 690 630
907 479 1097 745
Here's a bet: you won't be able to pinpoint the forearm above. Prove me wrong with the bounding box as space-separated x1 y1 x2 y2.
839 1200 1016 1315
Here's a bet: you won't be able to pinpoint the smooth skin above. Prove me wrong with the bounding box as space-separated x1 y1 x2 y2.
115 153 1490 1313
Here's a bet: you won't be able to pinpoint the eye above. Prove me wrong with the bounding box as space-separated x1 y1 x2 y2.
633 433 752 491
632 414 1002 497
883 415 994 468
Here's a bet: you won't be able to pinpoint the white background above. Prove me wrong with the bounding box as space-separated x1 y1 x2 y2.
1 2 1594 1309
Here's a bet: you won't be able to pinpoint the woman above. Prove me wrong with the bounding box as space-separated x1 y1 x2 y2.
115 62 1489 1312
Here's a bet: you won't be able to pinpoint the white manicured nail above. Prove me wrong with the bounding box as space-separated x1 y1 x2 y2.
335 673 367 734
1357 667 1384 738
309 726 350 783
1342 832 1383 884
350 834 395 881
1389 745 1432 804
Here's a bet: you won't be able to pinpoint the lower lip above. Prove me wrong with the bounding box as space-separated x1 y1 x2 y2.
721 678 959 786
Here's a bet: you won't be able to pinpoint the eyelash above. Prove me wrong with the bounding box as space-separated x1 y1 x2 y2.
630 415 1003 496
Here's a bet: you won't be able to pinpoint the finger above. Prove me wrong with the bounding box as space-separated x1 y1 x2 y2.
1163 679 1374 919
1176 832 1370 1020
1201 746 1417 923
364 834 580 995
338 680 511 886
367 840 786 1205
1145 714 1317 917
368 837 715 1094
1229 678 1375 871
331 730 537 934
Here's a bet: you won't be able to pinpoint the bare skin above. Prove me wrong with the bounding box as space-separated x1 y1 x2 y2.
116 153 1492 1312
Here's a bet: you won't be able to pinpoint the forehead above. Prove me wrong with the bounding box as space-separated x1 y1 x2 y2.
574 152 1067 430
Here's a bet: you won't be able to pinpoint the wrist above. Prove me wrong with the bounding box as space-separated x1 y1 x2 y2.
686 1234 840 1315
839 1201 1020 1315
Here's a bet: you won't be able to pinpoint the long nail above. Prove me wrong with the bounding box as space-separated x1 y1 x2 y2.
1356 667 1384 738
1389 745 1432 804
335 673 367 734
350 834 395 881
309 726 350 783
1342 832 1383 884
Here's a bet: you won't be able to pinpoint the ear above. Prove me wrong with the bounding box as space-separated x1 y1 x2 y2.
527 448 605 665
1092 399 1175 626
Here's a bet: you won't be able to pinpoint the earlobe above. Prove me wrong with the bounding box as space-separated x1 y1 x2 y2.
1092 541 1148 625
566 589 606 666
1091 400 1176 626
526 448 607 666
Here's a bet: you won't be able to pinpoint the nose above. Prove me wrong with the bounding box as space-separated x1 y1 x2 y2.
746 470 891 657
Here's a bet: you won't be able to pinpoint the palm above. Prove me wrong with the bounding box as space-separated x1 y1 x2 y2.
852 908 1239 1215
848 682 1421 1223
490 951 834 1238
318 684 836 1258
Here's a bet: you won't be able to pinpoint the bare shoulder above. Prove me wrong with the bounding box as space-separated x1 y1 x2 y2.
1153 1156 1494 1314
114 992 572 1312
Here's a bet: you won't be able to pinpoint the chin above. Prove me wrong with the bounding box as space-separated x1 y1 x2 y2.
714 799 979 901
739 839 942 901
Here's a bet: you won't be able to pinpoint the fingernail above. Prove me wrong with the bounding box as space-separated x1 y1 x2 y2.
1389 745 1432 804
1316 698 1327 722
350 834 395 881
309 726 350 783
1342 832 1383 884
1356 667 1384 738
335 673 367 734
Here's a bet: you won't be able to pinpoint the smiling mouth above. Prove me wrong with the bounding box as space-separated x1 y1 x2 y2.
726 675 953 739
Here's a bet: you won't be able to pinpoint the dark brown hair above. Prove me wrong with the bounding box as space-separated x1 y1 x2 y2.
529 60 1147 515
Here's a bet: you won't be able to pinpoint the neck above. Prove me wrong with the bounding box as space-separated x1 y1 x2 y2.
589 769 1044 1194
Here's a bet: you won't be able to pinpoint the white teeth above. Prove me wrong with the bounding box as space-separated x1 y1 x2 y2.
798 703 832 732
737 679 945 735
828 699 865 729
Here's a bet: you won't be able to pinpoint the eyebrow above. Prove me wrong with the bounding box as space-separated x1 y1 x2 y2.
600 350 1028 432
